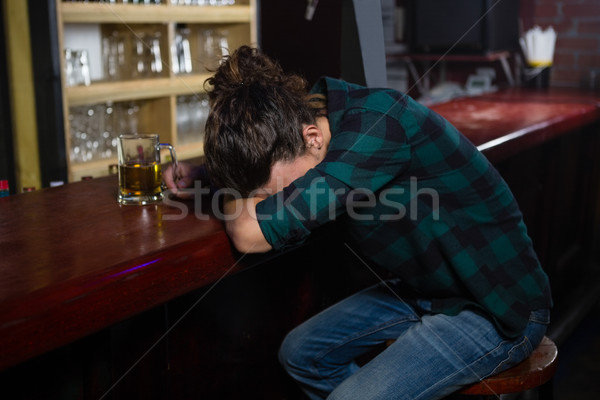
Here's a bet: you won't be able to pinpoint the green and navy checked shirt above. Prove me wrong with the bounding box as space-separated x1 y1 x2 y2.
256 77 552 338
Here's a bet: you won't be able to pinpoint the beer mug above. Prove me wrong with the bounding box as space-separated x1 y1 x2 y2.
117 134 177 205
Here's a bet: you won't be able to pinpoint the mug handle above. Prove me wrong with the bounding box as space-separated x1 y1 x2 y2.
158 143 178 184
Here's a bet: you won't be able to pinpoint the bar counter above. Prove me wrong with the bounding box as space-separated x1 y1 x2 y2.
1 88 599 374
434 88 600 162
0 177 244 371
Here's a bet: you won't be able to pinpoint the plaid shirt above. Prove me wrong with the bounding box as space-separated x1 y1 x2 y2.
256 77 552 337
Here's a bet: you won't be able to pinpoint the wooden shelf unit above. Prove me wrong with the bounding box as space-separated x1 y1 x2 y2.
55 0 257 181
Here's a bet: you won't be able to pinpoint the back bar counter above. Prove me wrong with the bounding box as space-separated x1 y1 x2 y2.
1 88 600 398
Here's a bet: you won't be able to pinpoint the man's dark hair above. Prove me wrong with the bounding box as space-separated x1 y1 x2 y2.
203 46 323 197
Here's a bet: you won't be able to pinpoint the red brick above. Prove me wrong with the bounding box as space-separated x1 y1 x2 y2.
545 20 576 35
536 0 570 5
553 52 576 66
563 4 600 19
520 0 536 30
551 68 586 86
535 4 559 18
555 37 599 52
578 20 600 35
552 67 582 79
578 53 600 69
547 0 596 4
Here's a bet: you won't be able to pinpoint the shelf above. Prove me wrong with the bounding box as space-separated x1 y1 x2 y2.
398 51 516 95
66 74 211 106
60 3 253 24
176 141 205 161
56 0 256 182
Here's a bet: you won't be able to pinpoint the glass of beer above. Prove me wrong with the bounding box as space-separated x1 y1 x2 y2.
117 134 177 205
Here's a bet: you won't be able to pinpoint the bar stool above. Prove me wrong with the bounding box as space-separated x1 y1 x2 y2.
457 336 558 399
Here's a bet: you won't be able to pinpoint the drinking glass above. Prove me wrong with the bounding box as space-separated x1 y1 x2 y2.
64 49 91 86
117 134 178 205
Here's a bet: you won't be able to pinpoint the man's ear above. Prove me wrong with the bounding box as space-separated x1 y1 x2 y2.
302 124 323 150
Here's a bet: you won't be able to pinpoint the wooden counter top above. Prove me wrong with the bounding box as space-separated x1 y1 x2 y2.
0 177 242 371
431 88 600 163
1 88 599 371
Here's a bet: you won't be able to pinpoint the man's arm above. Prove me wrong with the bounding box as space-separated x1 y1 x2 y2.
163 162 207 199
223 196 272 254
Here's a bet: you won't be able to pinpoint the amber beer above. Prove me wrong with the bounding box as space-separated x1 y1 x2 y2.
118 162 163 201
117 134 177 205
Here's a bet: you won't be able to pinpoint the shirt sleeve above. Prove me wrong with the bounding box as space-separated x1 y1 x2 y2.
256 109 412 251
255 168 349 251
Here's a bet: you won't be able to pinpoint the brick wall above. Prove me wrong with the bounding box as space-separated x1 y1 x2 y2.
526 0 600 88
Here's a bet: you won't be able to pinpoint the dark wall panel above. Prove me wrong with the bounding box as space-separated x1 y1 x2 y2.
28 0 67 186
260 0 343 86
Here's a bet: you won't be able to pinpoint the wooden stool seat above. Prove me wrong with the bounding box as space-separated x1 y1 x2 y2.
458 336 558 396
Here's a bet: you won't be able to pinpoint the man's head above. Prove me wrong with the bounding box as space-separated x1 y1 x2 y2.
203 46 325 197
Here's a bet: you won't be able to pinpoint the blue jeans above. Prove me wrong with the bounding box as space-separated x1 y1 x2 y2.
279 280 550 400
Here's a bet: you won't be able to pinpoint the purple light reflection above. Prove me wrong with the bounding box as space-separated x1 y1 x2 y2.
109 259 161 279
81 258 163 292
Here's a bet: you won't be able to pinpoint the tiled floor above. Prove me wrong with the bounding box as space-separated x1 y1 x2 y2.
553 302 600 399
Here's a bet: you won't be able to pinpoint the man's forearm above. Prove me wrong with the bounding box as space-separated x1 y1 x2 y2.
223 197 272 254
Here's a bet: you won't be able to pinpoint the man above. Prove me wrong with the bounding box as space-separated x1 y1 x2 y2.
167 46 552 400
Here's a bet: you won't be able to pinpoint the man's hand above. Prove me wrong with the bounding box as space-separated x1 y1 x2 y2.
163 162 206 199
223 196 272 254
